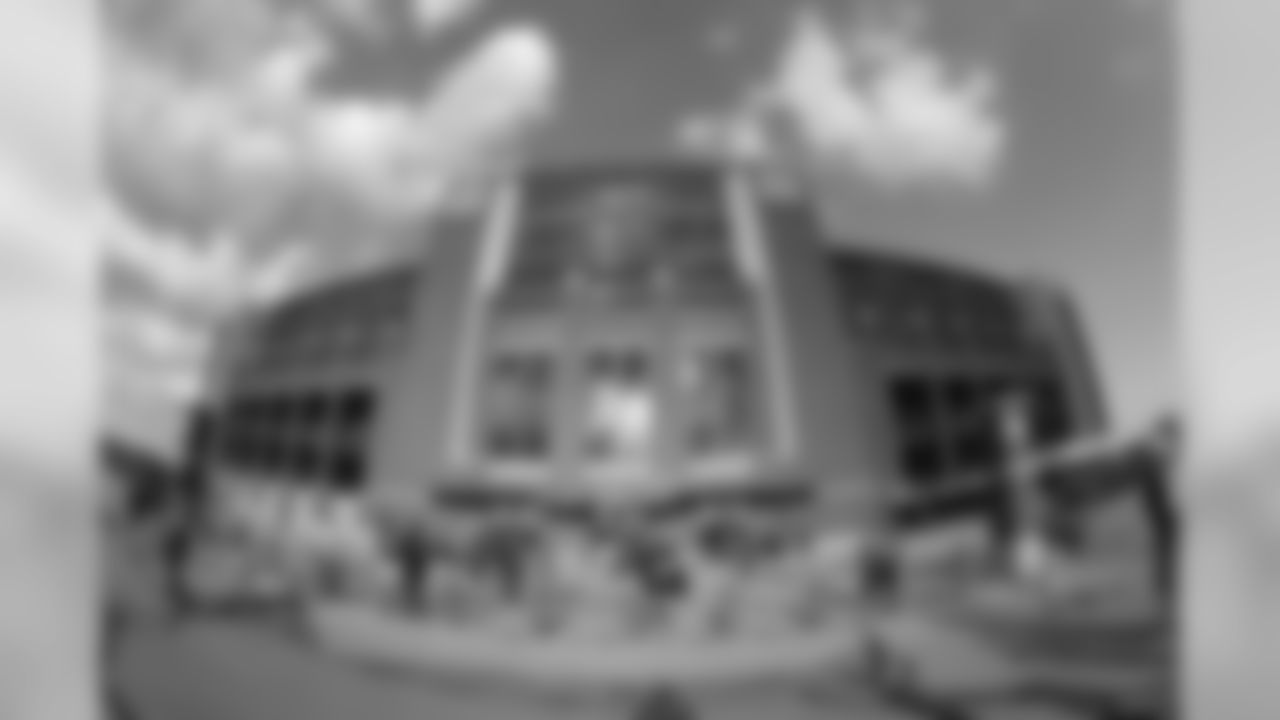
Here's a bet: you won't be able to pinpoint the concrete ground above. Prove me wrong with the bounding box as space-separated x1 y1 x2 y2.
104 512 1175 720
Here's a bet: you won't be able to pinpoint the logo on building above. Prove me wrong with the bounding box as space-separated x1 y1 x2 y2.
570 181 666 268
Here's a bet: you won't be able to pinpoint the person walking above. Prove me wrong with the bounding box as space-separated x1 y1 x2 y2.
1137 419 1180 597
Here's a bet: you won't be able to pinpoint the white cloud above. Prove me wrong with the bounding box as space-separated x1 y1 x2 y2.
102 0 561 450
106 16 559 238
413 0 485 37
106 301 208 367
676 4 1005 188
102 207 317 314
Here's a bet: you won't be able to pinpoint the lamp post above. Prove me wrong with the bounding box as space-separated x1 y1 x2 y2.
999 395 1054 581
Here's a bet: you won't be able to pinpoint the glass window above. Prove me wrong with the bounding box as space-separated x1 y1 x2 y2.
899 439 946 486
944 378 979 420
1032 376 1073 447
301 393 325 431
685 346 757 459
338 389 374 428
953 423 1001 473
581 349 657 466
292 442 320 479
482 352 555 460
222 427 247 468
889 378 938 431
328 448 366 491
260 435 286 474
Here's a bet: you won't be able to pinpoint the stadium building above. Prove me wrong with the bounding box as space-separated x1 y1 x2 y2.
187 161 1116 687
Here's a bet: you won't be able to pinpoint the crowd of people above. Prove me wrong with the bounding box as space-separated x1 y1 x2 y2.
186 478 868 642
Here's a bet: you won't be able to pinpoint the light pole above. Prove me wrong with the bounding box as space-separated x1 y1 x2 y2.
998 394 1055 581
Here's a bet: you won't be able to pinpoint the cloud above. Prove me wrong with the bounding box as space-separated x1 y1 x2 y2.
106 300 208 368
102 206 318 315
101 0 561 453
106 14 559 240
676 4 1005 188
413 0 485 37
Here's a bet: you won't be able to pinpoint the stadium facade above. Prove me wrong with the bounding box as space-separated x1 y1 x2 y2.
188 161 1114 686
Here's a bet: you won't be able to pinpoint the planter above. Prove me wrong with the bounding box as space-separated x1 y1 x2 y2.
307 600 868 689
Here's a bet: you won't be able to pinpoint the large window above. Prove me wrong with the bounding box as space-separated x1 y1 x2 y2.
505 170 740 306
889 378 947 487
684 346 759 464
481 352 556 461
888 374 1019 488
217 386 376 491
948 378 1002 474
250 269 418 372
581 348 657 468
1030 374 1074 447
829 254 1028 355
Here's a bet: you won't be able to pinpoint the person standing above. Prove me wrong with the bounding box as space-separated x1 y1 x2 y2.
1138 418 1180 596
161 407 216 613
391 527 434 614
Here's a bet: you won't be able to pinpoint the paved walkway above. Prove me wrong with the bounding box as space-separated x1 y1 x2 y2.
104 519 1174 720
112 620 945 720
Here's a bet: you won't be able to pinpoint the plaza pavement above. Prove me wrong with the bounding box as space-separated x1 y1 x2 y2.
104 517 1174 720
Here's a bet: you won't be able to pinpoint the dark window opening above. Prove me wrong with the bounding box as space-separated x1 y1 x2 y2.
582 348 657 464
329 450 366 491
944 378 979 420
953 425 1001 474
260 438 286 473
1032 377 1074 447
889 378 939 430
686 347 757 458
301 394 325 430
899 440 946 486
291 443 319 478
483 353 555 461
487 427 551 459
338 390 374 428
891 374 1013 489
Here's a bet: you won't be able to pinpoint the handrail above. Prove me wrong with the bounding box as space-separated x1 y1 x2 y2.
895 429 1167 509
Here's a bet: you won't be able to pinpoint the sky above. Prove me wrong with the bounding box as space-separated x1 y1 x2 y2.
99 0 1178 455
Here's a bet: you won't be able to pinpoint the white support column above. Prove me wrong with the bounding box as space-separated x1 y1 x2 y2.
999 395 1055 580
723 172 799 464
447 183 521 467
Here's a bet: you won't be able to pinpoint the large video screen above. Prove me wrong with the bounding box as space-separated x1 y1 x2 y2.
505 167 740 301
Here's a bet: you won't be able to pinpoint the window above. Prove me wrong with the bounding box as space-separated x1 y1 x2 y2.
482 352 555 460
953 423 1001 473
685 346 758 459
1031 376 1073 447
970 289 1021 352
301 393 326 430
329 449 366 491
291 442 319 478
248 271 418 371
900 440 946 485
221 426 246 469
889 378 939 430
581 349 656 465
890 374 1018 488
889 377 949 487
944 378 979 422
260 436 287 474
338 389 374 429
